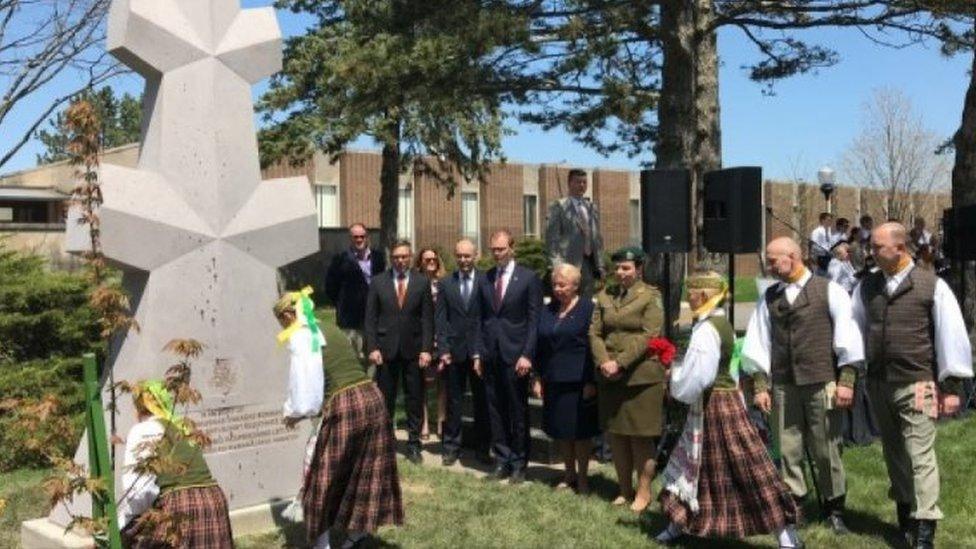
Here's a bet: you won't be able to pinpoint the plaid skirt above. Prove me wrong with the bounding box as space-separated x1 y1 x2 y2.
303 382 404 542
123 485 233 549
660 390 797 538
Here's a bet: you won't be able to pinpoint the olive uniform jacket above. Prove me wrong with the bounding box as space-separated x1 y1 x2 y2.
589 280 665 386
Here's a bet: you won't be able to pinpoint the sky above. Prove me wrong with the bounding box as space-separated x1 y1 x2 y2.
1 2 971 183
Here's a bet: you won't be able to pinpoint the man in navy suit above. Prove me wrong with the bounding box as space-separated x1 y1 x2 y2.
364 240 434 464
480 229 543 483
325 223 387 363
435 238 490 466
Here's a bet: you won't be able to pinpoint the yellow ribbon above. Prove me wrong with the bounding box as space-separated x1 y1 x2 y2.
276 286 321 349
883 255 913 277
139 381 190 436
786 264 807 284
692 287 729 320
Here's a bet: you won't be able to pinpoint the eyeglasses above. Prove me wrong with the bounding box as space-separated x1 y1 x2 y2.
422 257 439 263
392 254 411 260
351 235 367 240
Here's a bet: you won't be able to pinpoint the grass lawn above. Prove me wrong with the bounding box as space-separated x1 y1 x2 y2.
4 309 975 548
0 468 48 548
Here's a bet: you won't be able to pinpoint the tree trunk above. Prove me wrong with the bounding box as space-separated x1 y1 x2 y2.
649 0 723 334
379 116 402 252
951 44 976 334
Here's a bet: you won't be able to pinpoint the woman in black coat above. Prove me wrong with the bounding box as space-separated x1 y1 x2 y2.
533 263 600 494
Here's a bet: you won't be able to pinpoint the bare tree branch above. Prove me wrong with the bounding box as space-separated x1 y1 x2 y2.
841 88 951 222
0 0 117 170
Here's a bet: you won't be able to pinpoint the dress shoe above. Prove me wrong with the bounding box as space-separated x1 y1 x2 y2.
509 468 526 485
824 497 850 535
405 447 423 465
827 514 850 536
914 519 936 549
897 503 916 546
442 452 459 466
486 465 510 481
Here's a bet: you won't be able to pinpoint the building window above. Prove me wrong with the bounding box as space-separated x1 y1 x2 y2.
0 207 12 223
629 199 641 246
523 195 538 238
461 192 479 246
398 187 414 242
314 184 340 228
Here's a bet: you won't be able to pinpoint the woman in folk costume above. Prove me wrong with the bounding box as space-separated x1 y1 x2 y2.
274 289 327 522
273 298 404 549
656 271 802 548
117 381 234 549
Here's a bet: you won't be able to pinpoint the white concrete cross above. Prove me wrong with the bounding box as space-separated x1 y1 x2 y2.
60 0 319 522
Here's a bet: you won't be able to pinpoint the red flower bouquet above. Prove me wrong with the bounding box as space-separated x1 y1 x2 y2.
647 337 677 367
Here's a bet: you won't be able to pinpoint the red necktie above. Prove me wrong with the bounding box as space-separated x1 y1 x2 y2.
397 273 407 309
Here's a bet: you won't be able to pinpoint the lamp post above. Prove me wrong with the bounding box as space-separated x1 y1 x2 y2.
818 166 836 214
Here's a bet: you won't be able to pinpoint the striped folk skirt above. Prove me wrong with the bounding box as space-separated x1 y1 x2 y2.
123 485 233 549
302 382 404 543
660 390 798 539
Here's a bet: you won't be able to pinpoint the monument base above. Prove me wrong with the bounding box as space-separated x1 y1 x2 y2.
21 499 292 548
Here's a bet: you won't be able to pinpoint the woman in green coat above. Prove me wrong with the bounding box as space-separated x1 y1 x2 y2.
589 246 665 513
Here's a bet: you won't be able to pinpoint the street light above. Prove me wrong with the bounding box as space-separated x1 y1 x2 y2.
818 166 836 214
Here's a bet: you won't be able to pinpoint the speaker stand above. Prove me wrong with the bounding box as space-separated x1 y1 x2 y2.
728 253 736 329
663 252 673 340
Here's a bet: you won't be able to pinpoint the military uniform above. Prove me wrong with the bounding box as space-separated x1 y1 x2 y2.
589 280 665 436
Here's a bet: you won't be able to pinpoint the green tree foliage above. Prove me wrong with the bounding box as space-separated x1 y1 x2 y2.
35 87 142 165
260 0 530 247
0 241 100 470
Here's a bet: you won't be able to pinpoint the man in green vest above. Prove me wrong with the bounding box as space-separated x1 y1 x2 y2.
852 222 973 549
742 237 865 535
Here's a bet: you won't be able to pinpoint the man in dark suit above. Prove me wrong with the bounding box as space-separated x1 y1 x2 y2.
479 229 543 483
436 238 490 466
325 223 387 363
364 240 434 464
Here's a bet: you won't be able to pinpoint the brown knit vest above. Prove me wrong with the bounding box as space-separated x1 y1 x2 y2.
860 267 937 383
767 276 836 386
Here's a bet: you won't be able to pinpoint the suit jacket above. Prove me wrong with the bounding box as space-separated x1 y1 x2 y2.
589 281 665 387
545 197 604 271
435 270 484 363
479 263 543 365
325 247 387 330
537 299 595 384
364 270 434 361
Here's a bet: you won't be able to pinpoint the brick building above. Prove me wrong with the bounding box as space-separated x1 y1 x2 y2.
0 144 950 277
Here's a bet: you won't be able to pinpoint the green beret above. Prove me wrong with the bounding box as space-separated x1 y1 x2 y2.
611 246 645 264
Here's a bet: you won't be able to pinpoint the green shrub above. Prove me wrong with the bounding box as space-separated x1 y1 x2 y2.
0 357 86 471
0 245 100 362
0 243 99 471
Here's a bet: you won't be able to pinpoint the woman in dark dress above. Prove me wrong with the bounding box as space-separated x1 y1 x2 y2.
533 263 600 494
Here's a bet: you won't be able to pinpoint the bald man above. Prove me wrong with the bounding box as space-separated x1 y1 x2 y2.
435 239 490 465
852 223 973 549
741 237 865 535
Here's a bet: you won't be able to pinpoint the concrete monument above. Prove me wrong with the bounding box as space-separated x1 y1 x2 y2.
23 0 319 546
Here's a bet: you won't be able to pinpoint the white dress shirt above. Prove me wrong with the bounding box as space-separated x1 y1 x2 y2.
810 226 833 257
283 323 327 419
828 258 858 294
117 418 166 528
741 270 865 378
495 260 515 300
670 310 725 405
851 263 974 382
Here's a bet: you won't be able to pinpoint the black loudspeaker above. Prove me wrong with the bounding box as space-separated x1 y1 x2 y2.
703 167 763 253
640 169 691 253
943 205 976 260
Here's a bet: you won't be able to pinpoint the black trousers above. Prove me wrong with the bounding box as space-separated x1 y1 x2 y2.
443 358 490 456
374 357 424 450
483 358 530 470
